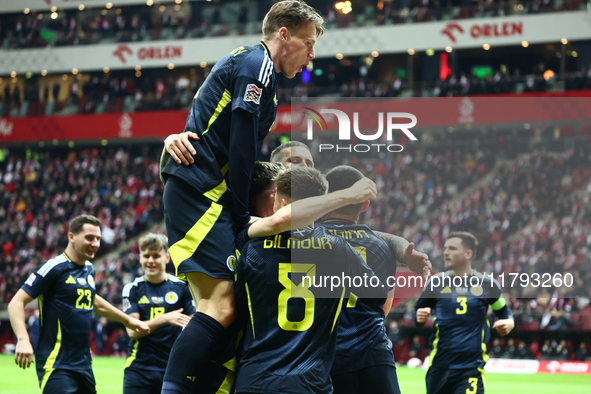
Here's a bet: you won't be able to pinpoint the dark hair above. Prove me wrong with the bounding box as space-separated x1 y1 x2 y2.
447 231 479 258
139 233 168 253
69 215 101 235
276 167 327 202
325 165 365 216
249 161 285 215
262 0 325 39
270 141 311 165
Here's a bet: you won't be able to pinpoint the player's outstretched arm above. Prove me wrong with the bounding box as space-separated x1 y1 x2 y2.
93 295 150 335
7 289 35 369
375 233 433 277
125 309 191 340
248 177 377 238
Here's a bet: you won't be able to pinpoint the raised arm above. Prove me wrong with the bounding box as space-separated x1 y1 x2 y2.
248 177 377 238
375 232 432 277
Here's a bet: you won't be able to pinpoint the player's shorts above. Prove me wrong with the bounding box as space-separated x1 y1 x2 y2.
426 367 485 394
331 364 401 394
188 360 235 394
164 175 237 281
39 368 96 394
124 367 164 394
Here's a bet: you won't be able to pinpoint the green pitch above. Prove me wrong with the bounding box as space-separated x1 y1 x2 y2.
1 354 590 394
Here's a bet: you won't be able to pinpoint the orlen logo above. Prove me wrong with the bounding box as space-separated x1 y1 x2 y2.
441 21 523 43
441 23 464 43
113 45 133 64
546 361 589 374
0 118 14 136
303 107 417 153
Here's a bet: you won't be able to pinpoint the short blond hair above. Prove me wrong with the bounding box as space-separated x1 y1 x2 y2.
262 0 324 39
139 233 168 253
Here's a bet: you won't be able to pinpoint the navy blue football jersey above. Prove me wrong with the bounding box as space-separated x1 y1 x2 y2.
21 253 97 379
414 270 513 370
122 274 195 372
320 219 396 374
234 226 380 394
161 42 278 208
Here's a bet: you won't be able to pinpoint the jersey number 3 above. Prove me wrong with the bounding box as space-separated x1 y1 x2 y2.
278 263 316 332
76 289 92 309
456 297 467 315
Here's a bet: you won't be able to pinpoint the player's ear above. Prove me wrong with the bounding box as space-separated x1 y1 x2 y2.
165 253 171 264
278 27 288 42
360 200 370 213
68 231 75 243
281 198 290 208
465 249 473 259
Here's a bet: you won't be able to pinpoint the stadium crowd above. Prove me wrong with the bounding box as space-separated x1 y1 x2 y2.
2 63 591 119
0 0 585 50
0 145 164 304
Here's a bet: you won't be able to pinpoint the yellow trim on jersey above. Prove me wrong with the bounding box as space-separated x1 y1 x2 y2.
331 286 347 333
202 89 232 135
478 367 486 387
124 341 139 369
38 295 43 326
427 320 440 369
215 369 236 394
169 201 224 273
40 319 62 392
481 320 490 363
245 282 255 339
203 179 227 203
62 253 72 262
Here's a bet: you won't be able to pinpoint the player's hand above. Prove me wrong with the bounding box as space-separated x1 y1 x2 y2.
127 316 151 334
14 339 34 369
492 319 515 336
404 243 432 280
416 307 431 324
346 177 377 204
165 132 199 166
164 308 192 328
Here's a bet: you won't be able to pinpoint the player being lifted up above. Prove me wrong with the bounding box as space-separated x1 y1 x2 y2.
8 215 149 394
234 167 385 394
122 234 195 394
159 2 324 393
414 231 514 394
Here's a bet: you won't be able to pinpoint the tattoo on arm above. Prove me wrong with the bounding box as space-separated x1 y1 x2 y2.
375 231 409 265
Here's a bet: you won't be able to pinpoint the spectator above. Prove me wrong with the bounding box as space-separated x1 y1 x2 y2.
555 339 571 361
575 343 589 361
408 335 423 358
503 338 517 359
489 338 504 358
516 341 533 359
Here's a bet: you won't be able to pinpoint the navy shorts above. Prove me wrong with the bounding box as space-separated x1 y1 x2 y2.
164 176 237 281
188 361 235 394
39 368 96 394
426 367 485 394
332 364 401 394
124 367 165 394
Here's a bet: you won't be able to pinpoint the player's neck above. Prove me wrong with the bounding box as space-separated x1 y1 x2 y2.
320 213 357 224
262 38 281 73
451 265 472 278
145 273 166 284
63 246 85 266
